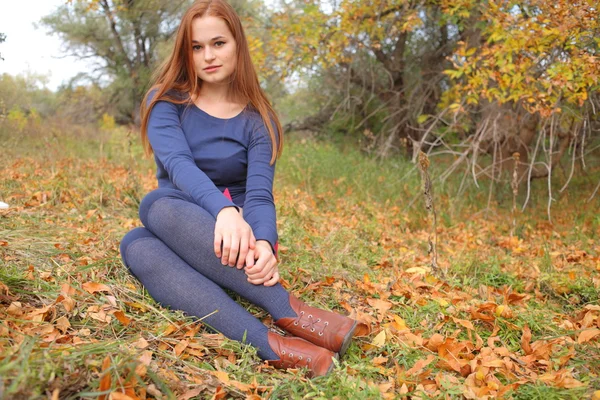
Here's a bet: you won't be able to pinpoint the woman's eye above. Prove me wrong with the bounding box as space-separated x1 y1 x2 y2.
215 41 225 47
193 45 202 51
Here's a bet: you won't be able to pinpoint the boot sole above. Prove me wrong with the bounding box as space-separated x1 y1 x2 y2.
339 319 358 358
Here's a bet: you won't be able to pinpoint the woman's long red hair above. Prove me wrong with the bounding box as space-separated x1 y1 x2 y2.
140 0 283 164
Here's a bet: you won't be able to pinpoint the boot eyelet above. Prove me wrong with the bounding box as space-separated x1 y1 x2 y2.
293 321 298 326
307 358 312 362
308 314 313 318
319 332 324 336
289 353 293 358
324 321 329 326
310 328 315 332
301 324 307 329
298 356 303 360
316 318 321 323
282 350 285 354
300 311 305 316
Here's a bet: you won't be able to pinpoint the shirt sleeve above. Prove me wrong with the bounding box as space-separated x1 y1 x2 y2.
243 120 278 251
147 99 236 218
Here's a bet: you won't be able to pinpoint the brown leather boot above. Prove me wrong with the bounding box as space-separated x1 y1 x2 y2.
275 294 358 357
266 331 338 377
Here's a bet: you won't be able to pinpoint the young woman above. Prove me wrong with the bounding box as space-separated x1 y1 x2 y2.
119 0 357 377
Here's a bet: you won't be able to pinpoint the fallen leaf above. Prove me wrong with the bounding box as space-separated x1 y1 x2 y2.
114 310 131 326
110 393 135 400
178 388 203 400
577 329 600 344
521 326 533 354
406 355 436 375
82 282 111 294
98 356 112 400
451 317 474 331
371 330 386 347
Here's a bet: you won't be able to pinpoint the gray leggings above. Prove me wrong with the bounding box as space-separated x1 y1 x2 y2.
120 188 296 360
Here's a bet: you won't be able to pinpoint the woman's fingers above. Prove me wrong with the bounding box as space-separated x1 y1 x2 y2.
228 234 240 267
246 257 277 282
221 235 231 265
263 269 280 287
237 234 249 269
245 249 255 268
244 254 268 276
214 231 222 258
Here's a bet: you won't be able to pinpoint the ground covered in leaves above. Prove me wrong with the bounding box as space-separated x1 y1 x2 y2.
1 129 599 399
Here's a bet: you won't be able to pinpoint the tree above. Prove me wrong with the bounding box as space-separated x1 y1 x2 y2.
0 33 6 61
41 0 192 124
264 0 600 208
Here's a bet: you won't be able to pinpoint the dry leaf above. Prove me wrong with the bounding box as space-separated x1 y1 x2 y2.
521 326 533 354
54 316 71 333
98 356 112 400
178 388 203 400
134 337 149 349
110 393 136 400
174 339 190 356
451 317 474 331
82 282 111 294
113 311 131 326
577 329 600 344
371 330 386 347
406 355 436 375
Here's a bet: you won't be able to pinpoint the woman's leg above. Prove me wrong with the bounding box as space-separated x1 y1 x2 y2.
120 227 279 360
138 188 296 321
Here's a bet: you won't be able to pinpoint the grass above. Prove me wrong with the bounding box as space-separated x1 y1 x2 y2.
1 123 600 399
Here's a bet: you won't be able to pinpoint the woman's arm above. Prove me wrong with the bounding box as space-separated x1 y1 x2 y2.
147 100 236 218
242 120 278 252
148 99 255 266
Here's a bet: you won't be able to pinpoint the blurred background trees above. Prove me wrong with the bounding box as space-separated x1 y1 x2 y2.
2 0 599 207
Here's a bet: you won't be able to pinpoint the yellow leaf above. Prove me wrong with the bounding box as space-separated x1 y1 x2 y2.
371 330 386 347
405 267 427 275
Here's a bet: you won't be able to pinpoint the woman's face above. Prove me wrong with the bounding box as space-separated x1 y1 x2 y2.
191 15 237 86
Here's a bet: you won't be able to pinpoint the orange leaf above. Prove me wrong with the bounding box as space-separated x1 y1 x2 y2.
212 386 227 400
98 356 112 400
521 326 533 354
82 282 111 294
212 370 230 384
114 311 131 326
179 388 203 400
406 355 435 375
174 339 189 356
110 393 136 400
577 329 600 344
367 298 393 320
451 317 474 330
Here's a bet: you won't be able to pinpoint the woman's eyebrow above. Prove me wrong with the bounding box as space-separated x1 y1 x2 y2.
192 36 226 44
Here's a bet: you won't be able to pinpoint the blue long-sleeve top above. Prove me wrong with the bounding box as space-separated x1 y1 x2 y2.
146 94 278 250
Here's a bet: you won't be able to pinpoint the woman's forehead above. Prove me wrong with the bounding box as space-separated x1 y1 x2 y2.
191 16 232 43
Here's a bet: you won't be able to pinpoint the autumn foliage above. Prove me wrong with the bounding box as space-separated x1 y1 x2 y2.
1 128 599 398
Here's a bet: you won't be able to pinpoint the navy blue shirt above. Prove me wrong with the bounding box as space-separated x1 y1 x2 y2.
147 96 278 249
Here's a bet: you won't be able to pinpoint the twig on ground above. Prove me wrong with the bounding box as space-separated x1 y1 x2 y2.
417 151 443 276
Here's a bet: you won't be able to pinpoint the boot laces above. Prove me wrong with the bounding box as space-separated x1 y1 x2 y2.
293 311 328 336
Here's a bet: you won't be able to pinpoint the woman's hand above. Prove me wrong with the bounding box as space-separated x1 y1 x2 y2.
214 207 256 268
245 240 279 286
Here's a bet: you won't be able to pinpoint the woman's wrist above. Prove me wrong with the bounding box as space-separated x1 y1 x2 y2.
216 206 239 219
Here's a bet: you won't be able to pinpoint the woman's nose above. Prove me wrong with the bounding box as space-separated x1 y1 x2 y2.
204 47 216 61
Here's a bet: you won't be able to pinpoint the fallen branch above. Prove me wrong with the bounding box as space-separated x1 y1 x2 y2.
417 151 442 275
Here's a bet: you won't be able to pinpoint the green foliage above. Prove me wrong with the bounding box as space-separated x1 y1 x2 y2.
40 0 192 123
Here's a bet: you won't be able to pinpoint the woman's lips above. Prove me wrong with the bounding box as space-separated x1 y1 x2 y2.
204 66 221 72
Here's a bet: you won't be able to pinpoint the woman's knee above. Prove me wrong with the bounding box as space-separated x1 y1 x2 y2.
139 188 193 227
120 227 156 267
